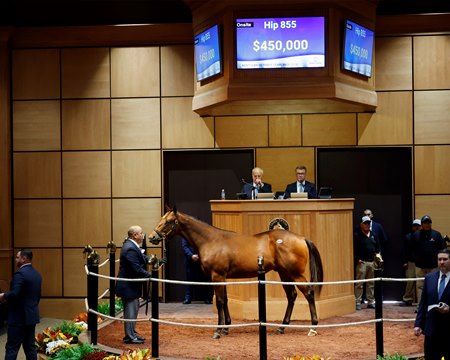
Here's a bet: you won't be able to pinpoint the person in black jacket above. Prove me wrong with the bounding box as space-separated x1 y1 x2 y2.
284 165 318 199
354 216 381 310
241 167 272 199
412 215 445 306
116 225 151 345
0 248 42 360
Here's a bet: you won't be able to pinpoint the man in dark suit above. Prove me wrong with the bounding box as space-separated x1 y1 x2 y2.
241 167 272 199
116 225 152 345
284 165 318 199
363 209 389 251
414 248 450 360
0 248 42 360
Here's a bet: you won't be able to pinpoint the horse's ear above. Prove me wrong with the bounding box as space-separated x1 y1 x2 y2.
164 204 171 212
173 205 177 214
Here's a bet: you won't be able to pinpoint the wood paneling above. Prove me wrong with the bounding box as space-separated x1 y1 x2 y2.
256 147 315 194
111 98 160 149
268 114 301 147
162 97 214 149
14 200 62 248
63 199 111 247
215 115 268 148
112 198 162 244
62 100 110 150
39 298 85 319
375 37 412 91
161 45 194 97
62 48 110 99
13 100 60 151
414 90 450 144
303 114 356 146
112 150 161 197
358 91 412 145
415 195 450 237
414 36 450 90
13 152 61 198
111 47 160 98
62 152 111 198
415 145 450 194
30 248 63 297
12 49 60 100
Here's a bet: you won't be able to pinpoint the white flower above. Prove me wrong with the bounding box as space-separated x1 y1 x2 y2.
45 339 70 354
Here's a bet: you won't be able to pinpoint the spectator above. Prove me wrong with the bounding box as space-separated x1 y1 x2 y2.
400 219 422 306
0 249 42 360
181 238 213 304
284 165 317 199
354 216 381 310
414 249 450 360
363 209 388 251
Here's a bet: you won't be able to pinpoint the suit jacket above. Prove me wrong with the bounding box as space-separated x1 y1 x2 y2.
284 181 318 199
241 182 272 199
415 270 450 337
5 263 42 326
116 239 151 299
371 221 388 246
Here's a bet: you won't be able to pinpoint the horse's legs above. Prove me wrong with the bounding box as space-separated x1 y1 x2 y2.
212 282 226 339
221 286 231 336
298 284 319 336
277 282 297 334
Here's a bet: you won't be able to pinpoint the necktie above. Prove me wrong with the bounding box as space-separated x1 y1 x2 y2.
298 182 304 193
438 274 446 299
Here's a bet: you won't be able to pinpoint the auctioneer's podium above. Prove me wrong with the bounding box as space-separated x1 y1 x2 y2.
210 198 355 320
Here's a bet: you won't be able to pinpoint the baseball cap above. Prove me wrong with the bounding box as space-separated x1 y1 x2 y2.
412 219 421 226
421 215 432 223
361 216 371 223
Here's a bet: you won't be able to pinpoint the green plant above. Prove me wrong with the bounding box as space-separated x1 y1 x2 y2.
97 298 124 316
52 343 97 360
54 320 85 340
376 354 408 360
205 357 222 360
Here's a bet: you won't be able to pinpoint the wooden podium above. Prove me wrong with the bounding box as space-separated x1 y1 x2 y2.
210 198 355 320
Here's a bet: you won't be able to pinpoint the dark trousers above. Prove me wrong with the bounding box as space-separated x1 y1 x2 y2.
5 324 37 360
122 297 139 340
184 260 213 302
424 334 450 360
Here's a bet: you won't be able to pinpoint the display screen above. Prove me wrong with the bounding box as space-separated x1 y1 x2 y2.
194 24 222 81
235 17 325 69
343 19 374 77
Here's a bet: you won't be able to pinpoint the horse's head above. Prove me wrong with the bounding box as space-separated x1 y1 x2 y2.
148 206 180 245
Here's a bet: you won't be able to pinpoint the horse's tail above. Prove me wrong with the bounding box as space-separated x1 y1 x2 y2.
306 239 323 297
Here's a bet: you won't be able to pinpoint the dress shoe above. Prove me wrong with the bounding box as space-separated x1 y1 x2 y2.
367 303 376 309
355 304 361 311
124 337 144 344
135 334 145 341
182 299 191 304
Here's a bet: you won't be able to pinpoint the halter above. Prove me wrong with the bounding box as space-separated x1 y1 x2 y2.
150 218 179 245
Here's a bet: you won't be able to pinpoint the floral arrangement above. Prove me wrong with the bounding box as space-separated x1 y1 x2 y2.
103 349 153 360
35 327 75 355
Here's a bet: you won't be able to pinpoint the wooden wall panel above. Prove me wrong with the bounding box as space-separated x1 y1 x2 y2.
62 100 111 150
268 114 301 147
375 37 412 91
415 195 450 237
414 90 450 144
415 145 450 194
111 98 160 149
162 97 214 148
215 115 268 148
39 298 85 319
30 248 63 297
112 150 161 197
62 152 111 198
62 48 110 99
111 47 160 98
13 152 61 198
358 91 413 145
256 147 316 193
161 45 194 96
112 198 162 243
63 199 111 247
14 200 62 248
12 49 60 100
303 113 356 146
13 100 61 151
414 36 450 90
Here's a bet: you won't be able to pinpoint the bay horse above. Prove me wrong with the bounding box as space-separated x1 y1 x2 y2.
149 207 323 339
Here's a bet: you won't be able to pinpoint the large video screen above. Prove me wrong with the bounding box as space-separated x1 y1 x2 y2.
235 17 325 69
342 19 374 77
194 24 222 81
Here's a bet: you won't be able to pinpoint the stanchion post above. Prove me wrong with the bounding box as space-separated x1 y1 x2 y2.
257 255 267 360
107 241 117 318
87 250 99 345
374 268 384 357
151 262 159 359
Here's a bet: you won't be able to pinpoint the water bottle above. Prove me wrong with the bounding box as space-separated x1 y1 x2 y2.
221 189 226 200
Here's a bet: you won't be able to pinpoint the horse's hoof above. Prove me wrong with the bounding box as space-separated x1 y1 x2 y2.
221 328 229 336
307 328 318 337
276 327 285 334
212 332 221 340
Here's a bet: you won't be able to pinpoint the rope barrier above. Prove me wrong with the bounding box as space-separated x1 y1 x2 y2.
98 258 110 268
98 288 109 300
